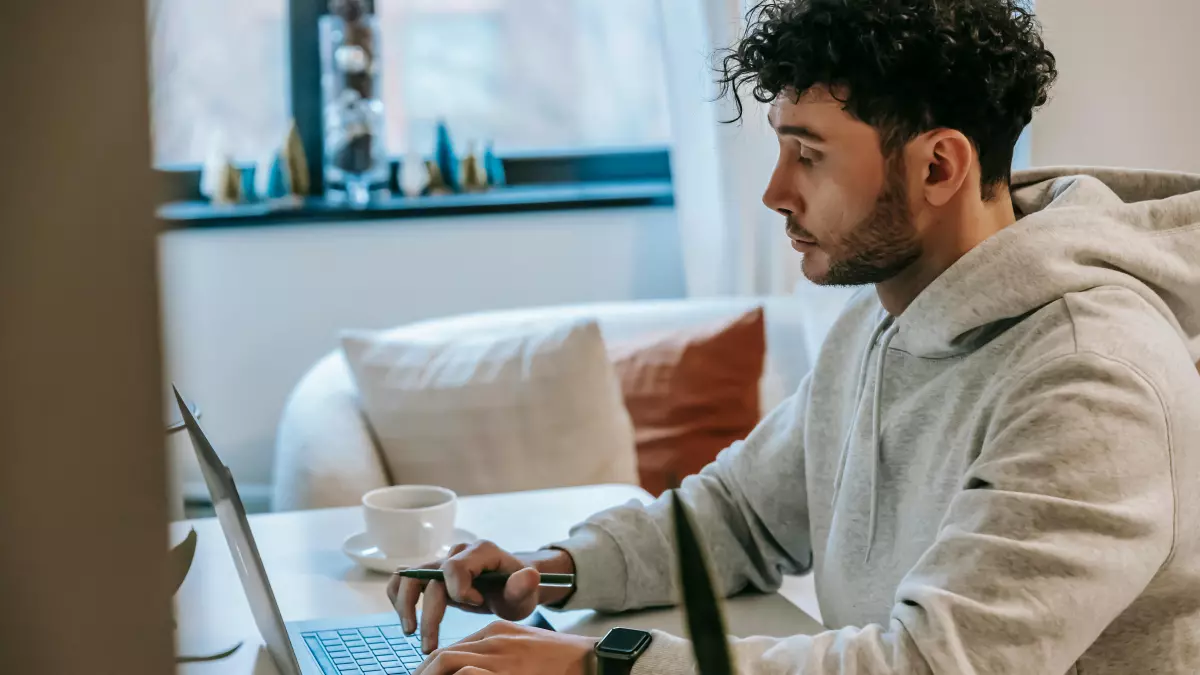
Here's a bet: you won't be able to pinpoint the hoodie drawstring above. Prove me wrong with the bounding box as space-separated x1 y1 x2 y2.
864 322 899 564
831 317 893 507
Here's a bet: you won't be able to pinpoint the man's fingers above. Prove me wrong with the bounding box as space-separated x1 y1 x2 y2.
386 573 402 606
413 650 494 675
393 558 441 634
504 567 539 603
447 620 515 647
398 577 425 634
443 542 513 607
495 567 540 620
421 581 448 653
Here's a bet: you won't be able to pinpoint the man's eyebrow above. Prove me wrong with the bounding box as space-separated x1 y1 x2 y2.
773 124 826 143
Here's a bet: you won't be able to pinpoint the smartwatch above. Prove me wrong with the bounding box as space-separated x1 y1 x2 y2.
594 627 653 675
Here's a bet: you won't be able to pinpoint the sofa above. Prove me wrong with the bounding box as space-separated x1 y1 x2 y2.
271 285 857 512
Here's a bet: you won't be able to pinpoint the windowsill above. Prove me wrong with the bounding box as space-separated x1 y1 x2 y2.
160 180 674 228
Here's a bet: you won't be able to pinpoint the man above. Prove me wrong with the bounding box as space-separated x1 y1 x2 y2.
389 1 1200 672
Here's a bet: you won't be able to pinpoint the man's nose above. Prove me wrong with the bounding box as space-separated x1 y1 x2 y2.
762 165 800 217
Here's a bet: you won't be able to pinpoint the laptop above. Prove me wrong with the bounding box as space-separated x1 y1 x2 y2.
174 388 507 675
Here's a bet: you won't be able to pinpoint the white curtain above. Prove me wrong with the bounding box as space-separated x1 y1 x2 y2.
657 0 804 298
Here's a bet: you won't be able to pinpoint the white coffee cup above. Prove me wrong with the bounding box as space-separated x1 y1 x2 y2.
362 485 457 559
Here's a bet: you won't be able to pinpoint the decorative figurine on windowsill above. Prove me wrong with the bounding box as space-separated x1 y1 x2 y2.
460 141 488 193
201 151 244 206
423 160 452 196
256 120 311 202
483 141 506 188
433 119 461 194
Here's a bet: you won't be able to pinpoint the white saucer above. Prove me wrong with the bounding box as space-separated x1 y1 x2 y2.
343 528 479 574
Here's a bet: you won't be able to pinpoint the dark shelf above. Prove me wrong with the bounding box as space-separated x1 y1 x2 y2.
161 180 674 229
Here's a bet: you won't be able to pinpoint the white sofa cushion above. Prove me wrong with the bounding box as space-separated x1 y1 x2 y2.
392 293 852 415
340 319 639 497
273 291 858 511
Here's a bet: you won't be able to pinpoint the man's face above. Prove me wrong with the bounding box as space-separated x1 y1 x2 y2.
763 87 922 286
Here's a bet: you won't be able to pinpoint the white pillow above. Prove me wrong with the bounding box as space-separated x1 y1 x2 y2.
341 319 639 497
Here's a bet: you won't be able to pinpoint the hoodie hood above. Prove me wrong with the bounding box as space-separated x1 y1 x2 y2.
894 166 1200 359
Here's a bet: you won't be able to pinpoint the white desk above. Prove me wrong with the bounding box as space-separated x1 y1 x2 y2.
173 484 822 673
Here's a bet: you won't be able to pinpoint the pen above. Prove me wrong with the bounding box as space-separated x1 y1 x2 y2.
394 569 575 587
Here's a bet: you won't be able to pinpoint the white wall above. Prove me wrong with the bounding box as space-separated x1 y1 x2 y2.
1033 0 1200 172
161 207 686 505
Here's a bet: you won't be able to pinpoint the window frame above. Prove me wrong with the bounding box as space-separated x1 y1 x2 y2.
156 0 674 226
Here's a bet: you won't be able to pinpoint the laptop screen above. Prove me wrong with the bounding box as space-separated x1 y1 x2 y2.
175 388 301 675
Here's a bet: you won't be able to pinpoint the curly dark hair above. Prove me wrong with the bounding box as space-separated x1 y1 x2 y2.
719 0 1057 199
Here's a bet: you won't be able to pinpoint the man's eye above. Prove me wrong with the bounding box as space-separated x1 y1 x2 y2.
799 148 821 166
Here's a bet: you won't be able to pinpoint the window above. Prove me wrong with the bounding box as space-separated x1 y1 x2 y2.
377 0 671 155
149 0 671 167
148 0 289 166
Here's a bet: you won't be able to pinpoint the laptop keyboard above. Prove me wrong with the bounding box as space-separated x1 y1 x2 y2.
302 625 426 674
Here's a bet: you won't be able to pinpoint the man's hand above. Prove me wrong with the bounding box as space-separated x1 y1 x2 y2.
414 621 597 675
386 540 575 652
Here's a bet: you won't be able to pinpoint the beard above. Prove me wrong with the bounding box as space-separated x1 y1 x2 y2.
792 155 922 287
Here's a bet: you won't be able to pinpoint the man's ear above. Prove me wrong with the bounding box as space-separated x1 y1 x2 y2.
910 129 975 207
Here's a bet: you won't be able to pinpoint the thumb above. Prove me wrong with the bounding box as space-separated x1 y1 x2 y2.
503 567 541 605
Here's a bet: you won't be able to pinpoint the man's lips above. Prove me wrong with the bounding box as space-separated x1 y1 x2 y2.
787 232 818 246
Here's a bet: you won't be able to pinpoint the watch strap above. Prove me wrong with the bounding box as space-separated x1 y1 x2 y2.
596 655 635 675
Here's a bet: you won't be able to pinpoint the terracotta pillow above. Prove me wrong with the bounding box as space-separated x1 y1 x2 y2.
608 307 766 495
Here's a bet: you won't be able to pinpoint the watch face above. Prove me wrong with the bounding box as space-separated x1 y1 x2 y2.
599 628 651 656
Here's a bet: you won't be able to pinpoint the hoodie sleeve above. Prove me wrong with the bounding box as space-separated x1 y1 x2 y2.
550 376 814 613
620 352 1177 675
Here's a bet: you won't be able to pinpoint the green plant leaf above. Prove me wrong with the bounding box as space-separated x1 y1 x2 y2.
177 641 243 663
169 528 197 596
671 490 735 675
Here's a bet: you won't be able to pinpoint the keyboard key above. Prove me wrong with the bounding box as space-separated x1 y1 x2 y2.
304 635 340 675
365 637 386 644
339 629 360 636
333 656 356 663
338 664 362 672
319 631 342 640
381 625 406 638
359 627 383 638
362 667 383 673
385 668 407 675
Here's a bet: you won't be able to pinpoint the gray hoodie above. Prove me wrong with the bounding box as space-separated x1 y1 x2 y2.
553 167 1200 674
